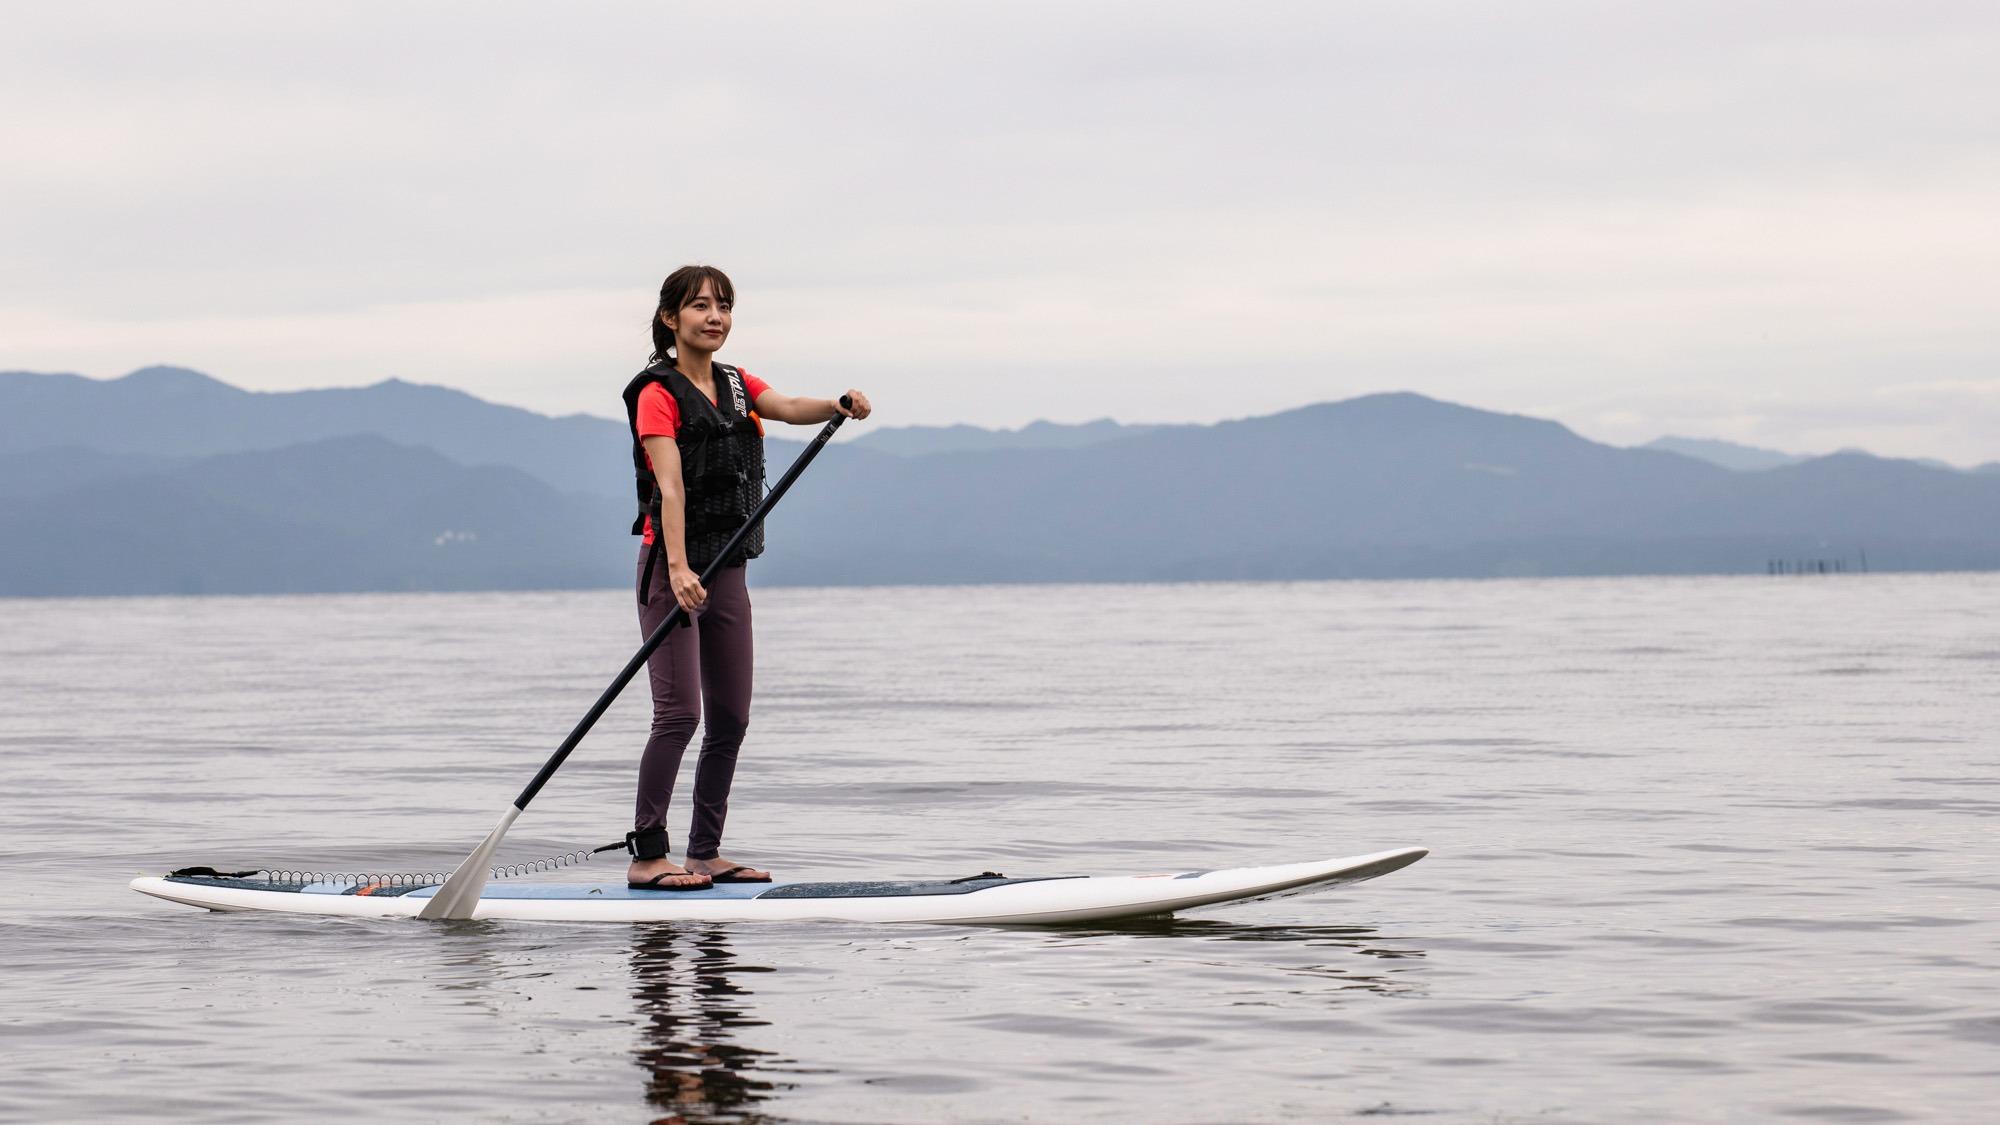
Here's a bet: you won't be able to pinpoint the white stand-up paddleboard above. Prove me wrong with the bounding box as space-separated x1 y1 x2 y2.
131 847 1426 925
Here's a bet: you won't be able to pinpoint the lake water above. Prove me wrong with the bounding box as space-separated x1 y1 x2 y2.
2 574 1996 1123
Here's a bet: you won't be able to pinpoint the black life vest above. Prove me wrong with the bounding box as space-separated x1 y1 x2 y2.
621 361 766 584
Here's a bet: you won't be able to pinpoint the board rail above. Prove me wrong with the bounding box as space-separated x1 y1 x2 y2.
130 847 1428 926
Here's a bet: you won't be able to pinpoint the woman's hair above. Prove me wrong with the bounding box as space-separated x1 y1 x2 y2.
649 265 736 364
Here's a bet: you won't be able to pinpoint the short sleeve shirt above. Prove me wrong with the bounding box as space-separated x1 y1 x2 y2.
636 370 772 448
637 369 772 544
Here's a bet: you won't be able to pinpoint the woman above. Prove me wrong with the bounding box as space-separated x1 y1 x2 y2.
618 265 870 890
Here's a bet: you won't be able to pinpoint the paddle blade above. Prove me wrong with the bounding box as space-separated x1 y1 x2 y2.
416 805 521 920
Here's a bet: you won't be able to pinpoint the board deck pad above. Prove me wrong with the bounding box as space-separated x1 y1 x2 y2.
132 847 1427 925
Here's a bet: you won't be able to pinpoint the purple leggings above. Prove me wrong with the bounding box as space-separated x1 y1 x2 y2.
635 550 753 860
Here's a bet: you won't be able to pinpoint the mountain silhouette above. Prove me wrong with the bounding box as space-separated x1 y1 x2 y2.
2 368 1995 595
1642 435 1806 471
0 365 627 497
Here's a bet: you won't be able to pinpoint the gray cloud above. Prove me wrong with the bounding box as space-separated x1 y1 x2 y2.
3 2 1996 462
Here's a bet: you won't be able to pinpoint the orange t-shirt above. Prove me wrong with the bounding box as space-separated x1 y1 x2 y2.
637 370 771 544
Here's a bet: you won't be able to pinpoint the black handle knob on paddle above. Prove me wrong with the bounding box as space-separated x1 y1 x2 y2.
839 393 853 412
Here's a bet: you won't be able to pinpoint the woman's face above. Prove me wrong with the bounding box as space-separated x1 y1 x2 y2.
663 279 732 353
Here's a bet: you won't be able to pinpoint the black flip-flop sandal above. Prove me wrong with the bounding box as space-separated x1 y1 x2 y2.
700 865 772 884
627 871 712 892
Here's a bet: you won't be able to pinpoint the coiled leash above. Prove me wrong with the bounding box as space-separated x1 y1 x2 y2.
169 843 618 887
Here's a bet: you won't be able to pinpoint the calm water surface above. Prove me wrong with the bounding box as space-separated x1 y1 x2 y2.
2 575 1996 1123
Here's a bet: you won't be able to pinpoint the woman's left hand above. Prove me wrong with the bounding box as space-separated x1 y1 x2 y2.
836 390 871 420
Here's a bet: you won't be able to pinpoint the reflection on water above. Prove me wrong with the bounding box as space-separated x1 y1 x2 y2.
1085 917 1387 943
428 921 512 1014
1072 918 1430 996
630 925 793 1124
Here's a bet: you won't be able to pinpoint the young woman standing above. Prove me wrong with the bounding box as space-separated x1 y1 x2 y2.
619 265 870 890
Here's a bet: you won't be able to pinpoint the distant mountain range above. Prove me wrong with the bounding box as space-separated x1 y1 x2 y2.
1642 434 1985 476
849 418 1170 456
1640 436 1808 472
0 365 626 496
3 366 1997 595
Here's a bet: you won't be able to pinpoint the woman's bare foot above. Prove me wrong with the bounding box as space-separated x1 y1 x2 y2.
686 856 771 881
627 858 710 889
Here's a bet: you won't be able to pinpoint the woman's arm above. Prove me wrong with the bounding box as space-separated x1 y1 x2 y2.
641 435 707 613
752 388 872 424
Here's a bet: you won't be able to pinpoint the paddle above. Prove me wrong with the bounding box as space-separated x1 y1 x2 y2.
419 397 853 920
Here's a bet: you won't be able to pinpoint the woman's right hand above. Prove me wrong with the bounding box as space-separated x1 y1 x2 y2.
668 564 707 615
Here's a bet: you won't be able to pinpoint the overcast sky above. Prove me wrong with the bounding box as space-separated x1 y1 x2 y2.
5 2 1997 462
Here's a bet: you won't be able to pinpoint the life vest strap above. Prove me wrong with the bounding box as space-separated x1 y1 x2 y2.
637 493 665 606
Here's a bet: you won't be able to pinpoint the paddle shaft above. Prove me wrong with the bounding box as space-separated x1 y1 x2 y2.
513 400 850 810
419 397 852 918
